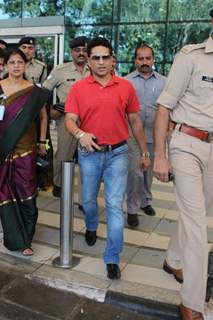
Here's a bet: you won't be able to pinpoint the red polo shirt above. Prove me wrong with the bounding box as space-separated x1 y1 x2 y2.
65 75 140 145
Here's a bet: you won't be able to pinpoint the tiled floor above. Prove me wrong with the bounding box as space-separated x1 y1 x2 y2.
28 175 213 300
31 173 213 318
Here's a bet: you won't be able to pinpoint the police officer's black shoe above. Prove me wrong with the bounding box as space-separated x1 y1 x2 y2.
141 205 156 216
52 185 61 197
127 213 139 227
106 264 121 280
85 230 97 246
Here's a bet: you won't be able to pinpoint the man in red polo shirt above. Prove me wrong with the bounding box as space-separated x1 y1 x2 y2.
65 37 150 279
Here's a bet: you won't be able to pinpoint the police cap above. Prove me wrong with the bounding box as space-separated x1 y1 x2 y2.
0 39 7 48
69 36 89 49
210 8 213 17
18 37 36 46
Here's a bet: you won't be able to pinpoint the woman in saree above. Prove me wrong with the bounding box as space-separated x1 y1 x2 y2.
0 48 50 256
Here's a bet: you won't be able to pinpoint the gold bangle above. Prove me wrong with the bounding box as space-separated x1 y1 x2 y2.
73 128 80 136
75 131 85 140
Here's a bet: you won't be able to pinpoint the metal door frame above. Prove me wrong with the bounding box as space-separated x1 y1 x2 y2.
0 25 65 66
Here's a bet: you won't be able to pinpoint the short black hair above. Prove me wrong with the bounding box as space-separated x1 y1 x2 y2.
0 48 5 60
87 37 113 57
5 48 28 64
134 43 154 59
0 39 7 48
69 36 89 49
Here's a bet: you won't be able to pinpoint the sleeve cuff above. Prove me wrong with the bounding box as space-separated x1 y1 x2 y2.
157 90 178 110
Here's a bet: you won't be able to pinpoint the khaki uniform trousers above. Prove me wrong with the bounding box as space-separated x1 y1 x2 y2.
166 129 213 313
126 137 154 214
54 116 77 187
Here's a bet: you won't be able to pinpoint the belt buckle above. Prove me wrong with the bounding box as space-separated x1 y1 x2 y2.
99 145 112 152
99 145 106 152
208 132 213 143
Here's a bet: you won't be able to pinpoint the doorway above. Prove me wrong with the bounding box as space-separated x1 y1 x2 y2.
0 25 65 73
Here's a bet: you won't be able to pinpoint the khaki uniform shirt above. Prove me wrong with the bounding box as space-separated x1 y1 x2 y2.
43 61 90 103
25 59 47 85
157 37 213 131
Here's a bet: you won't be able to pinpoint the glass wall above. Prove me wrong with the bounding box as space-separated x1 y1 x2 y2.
0 0 212 75
0 0 64 18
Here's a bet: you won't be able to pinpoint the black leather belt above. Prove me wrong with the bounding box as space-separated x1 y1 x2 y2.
97 141 126 152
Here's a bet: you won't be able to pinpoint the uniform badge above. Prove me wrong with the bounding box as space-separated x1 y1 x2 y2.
202 76 213 83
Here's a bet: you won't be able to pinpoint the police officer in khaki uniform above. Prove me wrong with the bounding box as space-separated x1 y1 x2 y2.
19 37 47 85
43 36 90 197
153 9 213 320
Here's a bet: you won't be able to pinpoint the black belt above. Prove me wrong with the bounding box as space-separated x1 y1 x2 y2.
97 141 126 152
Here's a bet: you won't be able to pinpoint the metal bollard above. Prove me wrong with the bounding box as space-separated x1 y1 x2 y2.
52 160 80 268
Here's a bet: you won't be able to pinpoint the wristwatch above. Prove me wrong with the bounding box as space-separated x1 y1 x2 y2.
141 151 150 158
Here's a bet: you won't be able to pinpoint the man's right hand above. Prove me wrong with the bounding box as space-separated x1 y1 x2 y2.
140 156 151 171
153 155 172 182
79 133 101 152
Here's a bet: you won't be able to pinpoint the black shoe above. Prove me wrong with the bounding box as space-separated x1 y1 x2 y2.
52 185 61 197
74 202 84 213
141 205 156 216
78 204 84 212
85 230 97 246
106 264 121 280
127 213 139 227
163 260 183 284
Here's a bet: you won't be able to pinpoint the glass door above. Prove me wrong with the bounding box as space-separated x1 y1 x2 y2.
0 25 65 72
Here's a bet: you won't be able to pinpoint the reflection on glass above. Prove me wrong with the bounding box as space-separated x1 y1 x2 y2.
0 0 212 75
114 0 166 23
35 36 55 72
164 63 172 76
64 26 114 61
117 24 165 66
0 0 22 19
117 62 134 77
166 22 210 62
23 0 64 17
169 0 213 21
65 0 113 24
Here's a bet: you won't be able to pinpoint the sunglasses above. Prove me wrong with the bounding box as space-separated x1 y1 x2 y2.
90 54 112 61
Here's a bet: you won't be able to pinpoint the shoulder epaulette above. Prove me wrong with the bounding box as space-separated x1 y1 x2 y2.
55 62 73 70
34 59 46 67
181 42 205 54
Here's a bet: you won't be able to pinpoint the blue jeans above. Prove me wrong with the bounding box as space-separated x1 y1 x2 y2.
78 144 128 264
